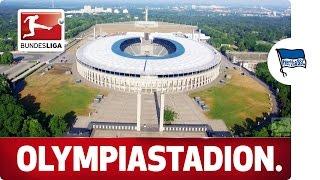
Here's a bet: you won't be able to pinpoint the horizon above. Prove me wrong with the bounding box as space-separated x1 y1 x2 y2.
0 0 291 8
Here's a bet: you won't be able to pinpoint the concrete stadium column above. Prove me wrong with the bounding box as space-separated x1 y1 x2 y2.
159 93 165 132
136 92 142 131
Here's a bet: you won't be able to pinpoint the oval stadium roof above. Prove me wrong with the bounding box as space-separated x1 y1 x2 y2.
76 34 220 76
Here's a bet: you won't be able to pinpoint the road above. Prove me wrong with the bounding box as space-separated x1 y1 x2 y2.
1 25 96 81
0 52 59 81
12 51 59 62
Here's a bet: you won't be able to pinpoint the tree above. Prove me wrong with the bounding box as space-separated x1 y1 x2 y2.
220 46 227 55
0 75 10 94
21 118 48 137
0 75 56 137
0 93 26 136
164 107 178 124
269 119 291 137
1 75 48 137
256 62 291 117
246 118 291 137
1 75 25 136
243 34 258 51
49 116 68 137
0 51 13 64
238 41 246 51
254 43 272 52
253 127 269 137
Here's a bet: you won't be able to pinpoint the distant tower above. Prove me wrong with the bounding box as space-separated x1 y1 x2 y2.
192 29 195 40
198 29 201 42
51 0 55 8
93 25 96 39
145 8 148 22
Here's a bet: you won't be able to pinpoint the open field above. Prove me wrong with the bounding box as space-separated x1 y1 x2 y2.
20 65 107 116
190 69 271 128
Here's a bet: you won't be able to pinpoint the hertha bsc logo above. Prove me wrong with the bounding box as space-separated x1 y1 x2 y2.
276 48 307 77
18 9 65 52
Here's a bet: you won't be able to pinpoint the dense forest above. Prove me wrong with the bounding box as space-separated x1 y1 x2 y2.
0 9 290 53
0 11 17 52
149 10 290 52
65 11 290 52
65 13 130 38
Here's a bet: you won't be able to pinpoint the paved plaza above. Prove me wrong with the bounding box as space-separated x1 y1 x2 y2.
73 90 229 137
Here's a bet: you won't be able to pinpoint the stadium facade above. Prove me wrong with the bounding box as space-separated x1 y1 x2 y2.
76 33 221 94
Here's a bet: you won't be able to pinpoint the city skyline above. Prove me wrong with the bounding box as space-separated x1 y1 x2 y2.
1 0 291 8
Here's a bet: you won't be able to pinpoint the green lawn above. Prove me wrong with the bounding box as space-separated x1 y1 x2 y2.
43 83 98 116
21 66 105 116
191 69 270 128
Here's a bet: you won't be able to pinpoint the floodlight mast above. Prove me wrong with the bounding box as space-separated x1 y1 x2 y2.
145 7 148 22
143 7 150 41
93 20 97 39
93 26 96 39
51 0 55 8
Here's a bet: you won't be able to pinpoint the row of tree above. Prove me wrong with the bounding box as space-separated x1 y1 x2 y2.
255 62 291 117
254 118 291 137
66 13 132 39
0 75 69 137
232 117 291 137
0 51 13 64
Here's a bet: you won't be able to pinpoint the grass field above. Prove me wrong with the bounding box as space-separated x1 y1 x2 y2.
191 69 271 128
20 65 106 116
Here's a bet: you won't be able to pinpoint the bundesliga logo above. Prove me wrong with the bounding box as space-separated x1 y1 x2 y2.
18 9 65 52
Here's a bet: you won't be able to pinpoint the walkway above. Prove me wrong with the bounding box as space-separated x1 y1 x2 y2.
73 90 229 137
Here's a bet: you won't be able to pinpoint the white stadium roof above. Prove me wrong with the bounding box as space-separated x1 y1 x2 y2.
76 34 220 76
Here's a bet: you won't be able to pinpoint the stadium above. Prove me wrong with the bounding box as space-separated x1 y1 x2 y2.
76 32 221 94
74 9 222 132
